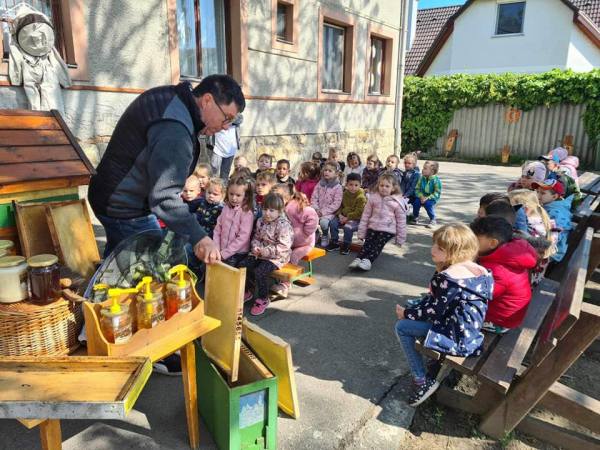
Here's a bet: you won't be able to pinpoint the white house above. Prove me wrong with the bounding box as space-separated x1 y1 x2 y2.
412 0 600 76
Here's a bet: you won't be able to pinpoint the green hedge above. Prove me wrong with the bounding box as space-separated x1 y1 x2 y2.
401 69 600 153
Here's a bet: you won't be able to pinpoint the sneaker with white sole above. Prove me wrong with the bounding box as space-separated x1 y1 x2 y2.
243 290 254 303
426 219 437 228
320 236 329 248
251 298 270 316
349 258 362 269
408 375 440 407
326 241 340 252
340 244 350 255
152 353 182 376
358 259 372 271
481 321 509 334
270 283 289 298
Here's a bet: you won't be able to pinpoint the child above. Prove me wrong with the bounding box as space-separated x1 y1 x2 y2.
181 175 204 212
328 173 367 254
343 152 365 183
233 155 249 170
532 179 573 263
193 163 212 193
507 161 547 192
508 189 556 285
400 154 420 204
383 155 403 185
409 161 442 228
295 162 320 201
194 178 225 238
213 177 255 267
395 223 493 406
477 193 509 218
238 193 294 316
270 183 319 298
483 200 516 225
362 154 382 194
539 152 582 209
312 151 326 166
276 159 296 186
256 171 277 207
311 160 343 247
231 166 253 181
539 147 579 185
327 147 345 172
470 216 537 334
253 153 275 178
351 173 407 271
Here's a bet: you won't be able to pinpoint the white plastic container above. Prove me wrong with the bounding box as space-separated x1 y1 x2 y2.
0 256 28 303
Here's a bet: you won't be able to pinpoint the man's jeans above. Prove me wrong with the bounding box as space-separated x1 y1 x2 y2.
96 213 162 258
329 216 359 244
209 150 235 179
395 319 433 382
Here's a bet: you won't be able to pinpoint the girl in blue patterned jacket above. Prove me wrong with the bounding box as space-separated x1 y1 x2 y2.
395 223 493 407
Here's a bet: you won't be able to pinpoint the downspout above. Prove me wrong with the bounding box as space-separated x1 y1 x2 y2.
394 0 411 156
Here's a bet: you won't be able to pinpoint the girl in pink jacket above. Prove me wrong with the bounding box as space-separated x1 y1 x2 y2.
295 162 320 201
311 160 343 247
350 173 408 271
213 178 256 267
270 183 319 298
239 193 294 316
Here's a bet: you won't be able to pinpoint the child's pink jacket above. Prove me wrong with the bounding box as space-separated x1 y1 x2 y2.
358 193 408 245
310 180 343 220
285 200 319 248
295 178 319 201
213 204 254 260
251 215 294 269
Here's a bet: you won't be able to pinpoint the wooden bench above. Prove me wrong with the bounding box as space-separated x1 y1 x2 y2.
270 247 326 288
416 228 600 448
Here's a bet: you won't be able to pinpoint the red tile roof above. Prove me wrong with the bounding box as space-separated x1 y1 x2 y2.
405 5 461 76
570 0 600 25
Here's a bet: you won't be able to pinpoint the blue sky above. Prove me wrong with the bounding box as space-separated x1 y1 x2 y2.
418 0 467 9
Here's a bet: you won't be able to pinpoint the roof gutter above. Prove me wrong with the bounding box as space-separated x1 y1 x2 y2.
394 0 412 155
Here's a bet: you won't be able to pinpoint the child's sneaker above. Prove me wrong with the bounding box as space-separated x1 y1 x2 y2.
408 215 420 225
406 297 425 308
270 283 289 298
349 258 362 269
358 259 372 271
251 298 270 316
243 290 254 303
426 219 437 228
408 375 440 407
481 321 509 334
320 235 329 248
340 244 350 255
326 241 340 252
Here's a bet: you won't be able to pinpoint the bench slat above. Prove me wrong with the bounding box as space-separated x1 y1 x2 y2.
301 248 325 261
580 175 600 194
270 264 303 281
477 278 559 393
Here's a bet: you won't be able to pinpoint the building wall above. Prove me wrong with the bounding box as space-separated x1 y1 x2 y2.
425 0 600 76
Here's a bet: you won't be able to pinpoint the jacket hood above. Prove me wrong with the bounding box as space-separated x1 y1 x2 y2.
544 194 573 212
388 194 408 211
319 177 341 188
513 232 552 252
561 155 579 168
479 238 537 271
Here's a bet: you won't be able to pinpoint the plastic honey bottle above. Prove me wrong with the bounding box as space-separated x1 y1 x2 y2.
94 285 137 344
135 277 165 329
165 265 192 319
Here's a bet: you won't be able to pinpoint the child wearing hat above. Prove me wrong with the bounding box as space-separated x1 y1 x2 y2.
538 152 582 210
532 179 573 263
508 161 547 192
539 147 580 185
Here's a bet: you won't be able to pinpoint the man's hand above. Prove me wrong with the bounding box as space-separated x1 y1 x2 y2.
194 236 222 265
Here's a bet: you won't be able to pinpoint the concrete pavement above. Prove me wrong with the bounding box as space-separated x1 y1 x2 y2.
0 161 517 450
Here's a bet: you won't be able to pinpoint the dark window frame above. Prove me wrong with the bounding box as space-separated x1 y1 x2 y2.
495 1 526 36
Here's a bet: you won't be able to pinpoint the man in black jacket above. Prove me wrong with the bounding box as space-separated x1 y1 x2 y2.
89 74 245 263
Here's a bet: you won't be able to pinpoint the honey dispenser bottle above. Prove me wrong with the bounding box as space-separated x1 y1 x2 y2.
94 285 137 344
135 276 165 329
165 265 192 319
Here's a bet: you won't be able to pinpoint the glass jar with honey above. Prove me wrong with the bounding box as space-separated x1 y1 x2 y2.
98 287 137 345
135 277 165 329
165 265 192 319
27 254 61 305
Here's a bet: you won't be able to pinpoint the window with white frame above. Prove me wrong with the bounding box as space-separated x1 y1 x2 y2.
495 1 525 35
322 23 345 92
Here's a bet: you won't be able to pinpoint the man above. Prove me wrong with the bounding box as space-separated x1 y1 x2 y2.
89 74 245 263
206 113 243 178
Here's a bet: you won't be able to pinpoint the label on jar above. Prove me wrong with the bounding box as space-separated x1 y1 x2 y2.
19 271 27 294
178 299 192 313
114 323 132 344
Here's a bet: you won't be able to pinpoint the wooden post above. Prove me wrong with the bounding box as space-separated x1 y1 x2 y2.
181 341 200 450
479 303 600 439
445 130 458 157
39 419 62 450
501 146 511 164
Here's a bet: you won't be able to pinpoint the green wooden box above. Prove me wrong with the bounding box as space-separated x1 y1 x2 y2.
195 341 278 450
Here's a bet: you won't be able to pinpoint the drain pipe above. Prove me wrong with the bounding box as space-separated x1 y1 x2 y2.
394 0 411 156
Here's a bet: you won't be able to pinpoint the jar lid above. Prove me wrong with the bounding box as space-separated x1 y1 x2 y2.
0 255 26 268
101 304 129 317
168 280 190 291
137 291 162 302
28 254 59 267
0 249 7 258
0 240 13 250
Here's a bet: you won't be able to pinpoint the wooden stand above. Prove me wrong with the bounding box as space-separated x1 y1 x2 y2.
559 135 577 155
501 145 511 163
445 129 459 157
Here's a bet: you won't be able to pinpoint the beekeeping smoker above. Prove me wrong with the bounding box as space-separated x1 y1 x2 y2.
8 6 72 113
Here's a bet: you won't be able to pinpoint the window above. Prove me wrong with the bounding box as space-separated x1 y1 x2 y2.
368 37 384 95
365 24 396 101
271 0 298 52
317 7 356 100
176 0 227 78
495 2 525 35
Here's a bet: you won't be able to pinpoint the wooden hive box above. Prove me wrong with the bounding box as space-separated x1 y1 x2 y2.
0 109 96 254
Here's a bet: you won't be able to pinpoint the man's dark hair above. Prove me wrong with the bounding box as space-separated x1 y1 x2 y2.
479 192 509 207
346 173 361 183
484 200 516 225
470 216 513 246
193 74 245 113
277 159 290 169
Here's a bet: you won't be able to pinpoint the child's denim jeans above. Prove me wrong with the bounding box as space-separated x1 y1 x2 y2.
395 319 433 382
329 217 359 244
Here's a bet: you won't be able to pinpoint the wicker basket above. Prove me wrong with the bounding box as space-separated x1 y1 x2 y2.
0 299 83 356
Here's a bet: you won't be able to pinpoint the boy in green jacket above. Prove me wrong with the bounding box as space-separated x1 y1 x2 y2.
327 173 367 254
408 161 442 228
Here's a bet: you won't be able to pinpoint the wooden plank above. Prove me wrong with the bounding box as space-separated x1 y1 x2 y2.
294 276 317 286
538 381 600 435
202 262 245 383
243 319 300 419
516 416 600 450
0 130 69 146
180 341 200 450
0 146 79 164
477 278 558 393
577 172 597 188
0 187 78 205
17 418 47 429
14 200 61 259
0 116 62 130
51 110 97 175
301 247 326 261
0 161 90 185
0 110 52 117
574 194 597 220
240 342 273 379
270 263 303 282
40 419 62 450
45 199 100 278
586 231 600 282
0 175 91 195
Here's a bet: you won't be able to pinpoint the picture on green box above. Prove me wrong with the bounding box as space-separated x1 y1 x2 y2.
239 389 267 429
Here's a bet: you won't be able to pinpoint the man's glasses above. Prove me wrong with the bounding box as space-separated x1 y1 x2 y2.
215 101 234 126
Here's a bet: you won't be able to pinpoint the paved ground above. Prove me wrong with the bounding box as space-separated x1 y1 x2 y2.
0 161 517 450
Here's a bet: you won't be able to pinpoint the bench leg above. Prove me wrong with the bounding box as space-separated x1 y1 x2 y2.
40 419 62 450
479 304 600 439
181 341 200 450
586 231 600 282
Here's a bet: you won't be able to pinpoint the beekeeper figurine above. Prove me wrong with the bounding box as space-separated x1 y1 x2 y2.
8 6 72 113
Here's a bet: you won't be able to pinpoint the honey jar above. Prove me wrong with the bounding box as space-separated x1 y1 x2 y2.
165 265 192 319
0 256 28 303
27 254 61 305
100 304 133 345
0 240 14 256
136 289 165 329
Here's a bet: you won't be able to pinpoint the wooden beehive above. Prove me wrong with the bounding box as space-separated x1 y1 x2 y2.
0 109 96 254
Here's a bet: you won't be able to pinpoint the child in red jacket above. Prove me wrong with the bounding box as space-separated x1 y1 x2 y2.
470 215 537 334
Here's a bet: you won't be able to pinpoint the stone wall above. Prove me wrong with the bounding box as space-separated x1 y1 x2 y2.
239 129 396 174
